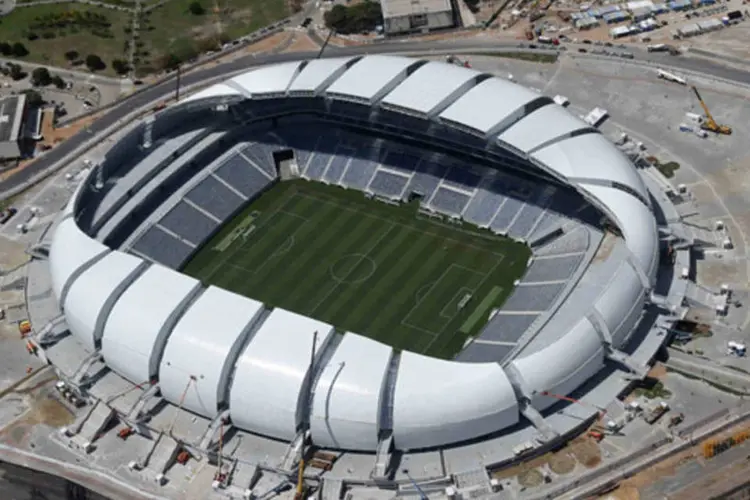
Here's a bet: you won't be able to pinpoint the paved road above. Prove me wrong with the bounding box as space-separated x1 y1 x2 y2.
2 39 749 196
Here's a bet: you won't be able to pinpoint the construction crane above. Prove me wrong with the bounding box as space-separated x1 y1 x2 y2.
691 86 732 135
213 417 231 488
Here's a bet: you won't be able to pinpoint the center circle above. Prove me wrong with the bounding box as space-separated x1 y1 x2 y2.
330 254 377 284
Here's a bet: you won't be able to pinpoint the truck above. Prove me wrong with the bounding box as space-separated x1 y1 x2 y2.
647 43 668 52
537 36 559 45
667 413 684 429
645 401 669 424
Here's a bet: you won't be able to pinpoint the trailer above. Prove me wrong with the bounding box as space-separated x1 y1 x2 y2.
645 402 669 424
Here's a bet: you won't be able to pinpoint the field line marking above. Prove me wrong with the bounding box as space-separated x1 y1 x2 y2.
307 220 396 317
439 287 474 319
240 213 309 277
401 263 460 332
201 187 299 283
295 191 509 259
422 258 501 353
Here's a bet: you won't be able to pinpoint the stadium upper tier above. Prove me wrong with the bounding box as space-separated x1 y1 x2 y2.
49 55 660 452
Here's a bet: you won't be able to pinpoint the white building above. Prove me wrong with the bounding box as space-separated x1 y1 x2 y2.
380 0 455 35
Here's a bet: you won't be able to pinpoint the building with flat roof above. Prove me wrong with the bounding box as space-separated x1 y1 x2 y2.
380 0 455 35
0 94 26 160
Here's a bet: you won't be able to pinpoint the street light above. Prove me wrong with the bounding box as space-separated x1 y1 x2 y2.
402 469 428 500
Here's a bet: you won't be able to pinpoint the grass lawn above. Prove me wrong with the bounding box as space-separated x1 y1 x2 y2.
0 3 130 73
139 0 289 65
183 180 530 360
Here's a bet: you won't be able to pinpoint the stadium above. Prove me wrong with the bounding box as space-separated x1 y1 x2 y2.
46 54 672 470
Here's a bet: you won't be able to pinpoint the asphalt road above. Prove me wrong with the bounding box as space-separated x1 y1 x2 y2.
2 38 748 196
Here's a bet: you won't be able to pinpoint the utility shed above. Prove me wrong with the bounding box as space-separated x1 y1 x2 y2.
0 94 26 160
381 0 455 36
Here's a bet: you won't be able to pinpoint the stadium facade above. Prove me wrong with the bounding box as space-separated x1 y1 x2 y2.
49 55 664 455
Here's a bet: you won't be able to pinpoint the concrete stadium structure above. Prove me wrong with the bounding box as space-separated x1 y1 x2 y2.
47 55 670 461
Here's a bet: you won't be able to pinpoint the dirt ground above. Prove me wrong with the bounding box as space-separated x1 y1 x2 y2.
518 467 545 487
570 437 603 468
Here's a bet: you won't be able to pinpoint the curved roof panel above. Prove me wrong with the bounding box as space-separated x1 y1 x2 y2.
381 61 481 115
229 309 334 441
511 316 604 411
438 78 540 134
287 57 357 94
582 184 658 278
532 133 649 202
325 55 416 102
595 261 644 346
230 62 302 96
498 104 589 153
159 287 265 417
183 83 242 104
310 334 392 451
49 216 109 303
64 251 145 351
100 265 201 385
392 352 518 450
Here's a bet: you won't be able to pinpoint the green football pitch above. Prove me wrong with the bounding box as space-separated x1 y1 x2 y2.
182 180 530 359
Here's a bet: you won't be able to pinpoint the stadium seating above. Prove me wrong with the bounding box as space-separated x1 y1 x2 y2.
442 166 482 190
185 176 245 221
405 160 448 200
501 282 566 312
131 226 195 269
368 170 410 199
240 140 279 178
430 187 472 217
477 313 540 344
463 188 508 227
490 197 524 233
341 156 379 190
304 153 333 181
523 254 585 283
509 203 546 240
383 150 422 175
159 201 220 245
323 154 351 185
214 154 274 199
533 226 591 257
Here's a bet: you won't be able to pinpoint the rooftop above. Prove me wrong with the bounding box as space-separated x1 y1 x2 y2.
0 94 25 144
381 0 452 19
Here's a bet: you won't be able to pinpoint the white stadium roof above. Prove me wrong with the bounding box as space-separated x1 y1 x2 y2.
438 78 540 135
310 334 392 450
229 309 335 441
49 55 662 453
100 265 201 384
381 61 481 115
326 55 417 103
159 286 265 417
64 251 145 351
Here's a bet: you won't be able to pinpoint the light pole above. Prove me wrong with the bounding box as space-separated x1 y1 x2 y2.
402 469 428 500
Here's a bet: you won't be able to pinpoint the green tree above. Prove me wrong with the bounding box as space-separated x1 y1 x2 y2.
0 42 11 56
30 67 52 86
64 50 79 61
324 1 382 34
7 63 26 81
188 1 205 15
85 54 106 71
21 89 43 106
11 42 29 57
111 58 130 75
51 75 65 89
